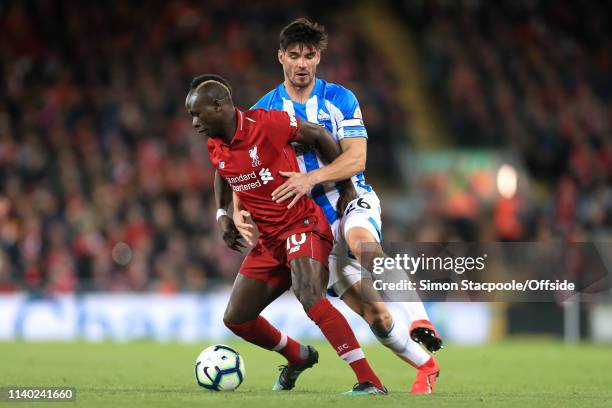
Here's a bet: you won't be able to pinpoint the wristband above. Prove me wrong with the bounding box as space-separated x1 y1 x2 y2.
216 208 228 222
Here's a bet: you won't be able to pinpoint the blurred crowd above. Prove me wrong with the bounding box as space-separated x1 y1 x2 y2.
0 0 404 293
398 0 611 243
1 0 609 294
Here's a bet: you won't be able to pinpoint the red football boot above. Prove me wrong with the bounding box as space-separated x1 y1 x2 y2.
410 356 439 394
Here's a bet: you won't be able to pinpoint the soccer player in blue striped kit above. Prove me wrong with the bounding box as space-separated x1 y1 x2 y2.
223 18 443 394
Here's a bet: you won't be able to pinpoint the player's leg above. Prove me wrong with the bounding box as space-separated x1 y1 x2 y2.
223 273 284 323
333 245 438 389
223 249 313 367
287 233 386 395
340 280 431 368
343 194 442 352
339 278 439 394
337 195 441 394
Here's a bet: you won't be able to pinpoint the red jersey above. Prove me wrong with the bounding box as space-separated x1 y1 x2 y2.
207 108 329 244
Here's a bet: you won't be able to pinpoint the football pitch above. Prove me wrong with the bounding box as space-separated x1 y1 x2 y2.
1 340 610 408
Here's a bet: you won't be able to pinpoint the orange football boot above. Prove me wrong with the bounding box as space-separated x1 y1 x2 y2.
410 356 440 394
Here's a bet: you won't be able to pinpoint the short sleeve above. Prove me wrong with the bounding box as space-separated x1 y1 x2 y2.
331 87 368 140
262 109 300 151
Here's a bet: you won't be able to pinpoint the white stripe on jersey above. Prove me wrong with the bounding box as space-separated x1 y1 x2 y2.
324 100 339 141
307 95 343 215
327 102 344 140
306 95 318 123
282 98 296 116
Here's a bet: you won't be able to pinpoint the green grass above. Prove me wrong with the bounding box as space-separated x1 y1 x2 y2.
0 340 610 407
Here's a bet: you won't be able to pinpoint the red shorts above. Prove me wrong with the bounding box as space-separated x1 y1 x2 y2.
239 230 333 290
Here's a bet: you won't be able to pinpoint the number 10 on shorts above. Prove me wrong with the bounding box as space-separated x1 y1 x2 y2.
286 233 307 255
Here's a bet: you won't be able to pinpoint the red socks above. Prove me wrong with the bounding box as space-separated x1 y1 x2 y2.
306 299 383 389
225 300 383 390
225 316 305 364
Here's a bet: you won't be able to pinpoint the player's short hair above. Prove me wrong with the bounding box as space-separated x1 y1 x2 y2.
190 74 232 99
279 18 328 51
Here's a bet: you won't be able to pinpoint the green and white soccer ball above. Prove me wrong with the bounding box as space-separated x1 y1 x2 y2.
195 344 245 391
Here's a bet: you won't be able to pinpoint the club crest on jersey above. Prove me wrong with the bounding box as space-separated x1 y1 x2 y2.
219 161 225 169
249 145 261 167
317 109 331 122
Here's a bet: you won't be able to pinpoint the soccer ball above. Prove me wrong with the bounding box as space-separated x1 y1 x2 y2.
195 344 245 391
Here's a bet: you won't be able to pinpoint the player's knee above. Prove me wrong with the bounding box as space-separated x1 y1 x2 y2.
290 258 327 311
222 314 235 328
347 240 364 262
363 302 393 333
223 307 241 327
293 279 324 311
346 229 382 264
295 287 324 311
350 303 365 317
340 288 365 317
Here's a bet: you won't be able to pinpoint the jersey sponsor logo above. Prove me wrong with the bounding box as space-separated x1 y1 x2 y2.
225 171 261 192
224 169 274 192
317 109 331 122
249 145 261 167
259 168 274 184
226 171 257 185
286 233 306 254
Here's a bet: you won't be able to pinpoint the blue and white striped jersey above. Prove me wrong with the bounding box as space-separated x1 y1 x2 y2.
252 78 374 228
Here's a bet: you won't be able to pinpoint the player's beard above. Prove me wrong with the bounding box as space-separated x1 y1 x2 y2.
288 67 314 89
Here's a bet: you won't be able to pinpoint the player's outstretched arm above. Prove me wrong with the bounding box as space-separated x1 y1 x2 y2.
272 118 359 209
297 118 365 183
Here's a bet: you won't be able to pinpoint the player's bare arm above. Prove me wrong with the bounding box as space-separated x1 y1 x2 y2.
231 192 259 246
215 170 247 252
215 169 233 213
272 118 359 209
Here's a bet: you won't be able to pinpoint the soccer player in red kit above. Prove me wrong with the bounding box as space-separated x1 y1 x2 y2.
185 74 387 396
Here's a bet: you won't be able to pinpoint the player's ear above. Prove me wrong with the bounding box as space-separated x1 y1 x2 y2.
278 49 284 64
185 91 193 111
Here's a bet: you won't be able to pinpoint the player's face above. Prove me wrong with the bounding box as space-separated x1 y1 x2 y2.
278 43 320 89
185 91 221 137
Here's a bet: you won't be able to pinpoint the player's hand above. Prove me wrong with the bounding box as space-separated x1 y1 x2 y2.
271 171 315 209
336 180 358 215
233 209 258 246
218 215 247 252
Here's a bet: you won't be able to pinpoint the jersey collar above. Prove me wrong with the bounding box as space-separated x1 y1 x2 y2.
279 78 322 104
231 108 245 143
